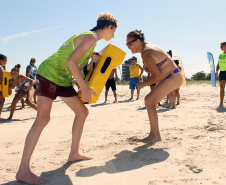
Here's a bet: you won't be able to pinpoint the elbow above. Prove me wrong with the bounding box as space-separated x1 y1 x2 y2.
66 60 71 67
156 74 162 82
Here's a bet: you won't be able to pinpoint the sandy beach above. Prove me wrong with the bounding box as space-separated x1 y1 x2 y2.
0 84 226 185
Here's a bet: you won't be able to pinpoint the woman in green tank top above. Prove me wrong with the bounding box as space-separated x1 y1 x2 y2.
216 42 226 107
16 12 118 184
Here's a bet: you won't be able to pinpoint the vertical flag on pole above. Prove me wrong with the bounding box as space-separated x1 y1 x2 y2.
207 52 216 87
118 65 123 85
174 56 187 86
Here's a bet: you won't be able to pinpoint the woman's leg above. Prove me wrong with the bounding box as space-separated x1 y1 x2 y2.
175 88 180 105
16 96 53 184
21 98 25 109
0 92 5 120
219 80 225 107
34 88 37 104
141 73 182 143
167 91 176 109
8 91 26 120
25 89 37 110
60 96 92 162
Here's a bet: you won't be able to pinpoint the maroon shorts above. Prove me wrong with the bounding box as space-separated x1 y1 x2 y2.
36 74 78 100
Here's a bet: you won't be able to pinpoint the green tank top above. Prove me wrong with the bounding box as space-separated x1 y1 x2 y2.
219 52 226 71
37 31 97 86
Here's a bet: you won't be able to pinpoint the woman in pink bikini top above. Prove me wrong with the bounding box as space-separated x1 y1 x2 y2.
126 30 183 144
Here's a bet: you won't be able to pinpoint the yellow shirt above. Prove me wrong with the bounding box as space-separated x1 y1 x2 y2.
130 64 139 78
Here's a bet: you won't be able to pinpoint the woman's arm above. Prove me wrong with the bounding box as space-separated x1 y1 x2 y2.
66 34 97 102
8 79 15 90
137 64 143 79
19 75 35 91
137 50 162 90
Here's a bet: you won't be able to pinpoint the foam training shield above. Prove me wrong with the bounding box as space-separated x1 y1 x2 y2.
0 71 11 97
78 44 126 104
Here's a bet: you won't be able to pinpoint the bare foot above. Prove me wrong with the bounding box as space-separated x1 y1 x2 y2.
172 106 176 109
218 103 223 107
68 153 93 162
0 118 6 121
7 116 12 120
166 105 172 109
139 134 161 144
16 170 46 185
136 97 139 100
129 98 133 101
104 100 107 104
20 106 26 110
113 100 117 103
176 102 180 105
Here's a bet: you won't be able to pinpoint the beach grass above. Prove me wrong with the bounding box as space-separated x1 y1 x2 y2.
119 80 219 86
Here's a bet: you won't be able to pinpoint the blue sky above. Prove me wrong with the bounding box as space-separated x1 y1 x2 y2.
1 0 225 78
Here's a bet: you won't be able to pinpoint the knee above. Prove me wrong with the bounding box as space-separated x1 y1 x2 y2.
34 115 50 128
79 107 89 119
0 97 5 103
144 96 155 107
25 99 31 105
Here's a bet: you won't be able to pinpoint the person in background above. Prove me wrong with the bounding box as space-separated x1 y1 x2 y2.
0 54 7 120
8 64 37 120
215 42 226 107
26 58 37 104
129 56 143 100
164 50 172 104
174 60 182 105
104 68 119 103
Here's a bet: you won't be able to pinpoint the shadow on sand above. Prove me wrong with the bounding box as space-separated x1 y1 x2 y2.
137 107 170 113
76 144 169 177
91 99 134 107
2 162 74 185
0 117 36 124
216 106 226 113
2 144 169 184
118 99 135 103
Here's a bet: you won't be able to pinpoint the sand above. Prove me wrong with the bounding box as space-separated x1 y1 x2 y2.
0 84 226 185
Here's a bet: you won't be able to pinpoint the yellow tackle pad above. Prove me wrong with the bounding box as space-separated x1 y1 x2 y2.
0 71 11 97
78 44 126 104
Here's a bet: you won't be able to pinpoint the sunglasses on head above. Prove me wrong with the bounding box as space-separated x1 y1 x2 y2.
126 38 138 47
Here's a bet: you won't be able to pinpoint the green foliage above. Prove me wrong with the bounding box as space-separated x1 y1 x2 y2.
142 75 148 81
191 71 211 81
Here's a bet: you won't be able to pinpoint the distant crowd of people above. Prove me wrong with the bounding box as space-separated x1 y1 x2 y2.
0 55 37 120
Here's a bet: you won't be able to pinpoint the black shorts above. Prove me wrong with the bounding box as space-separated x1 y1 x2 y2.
105 78 116 91
219 71 226 81
36 74 78 100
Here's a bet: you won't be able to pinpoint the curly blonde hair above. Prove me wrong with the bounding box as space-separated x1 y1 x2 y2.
97 12 118 29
